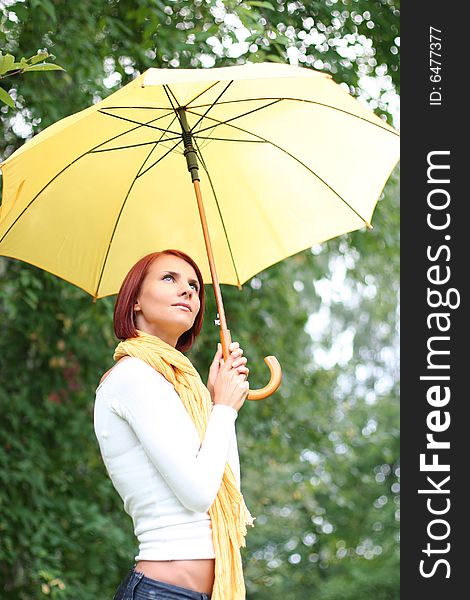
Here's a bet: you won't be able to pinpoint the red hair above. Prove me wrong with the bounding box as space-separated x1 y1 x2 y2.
114 249 205 352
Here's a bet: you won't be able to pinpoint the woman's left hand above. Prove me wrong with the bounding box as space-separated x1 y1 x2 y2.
207 341 249 402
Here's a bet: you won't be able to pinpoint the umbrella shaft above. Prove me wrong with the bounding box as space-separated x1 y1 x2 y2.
179 108 230 355
192 179 228 332
178 108 199 182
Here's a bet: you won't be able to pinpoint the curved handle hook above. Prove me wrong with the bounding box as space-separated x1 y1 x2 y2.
220 329 282 401
247 355 282 401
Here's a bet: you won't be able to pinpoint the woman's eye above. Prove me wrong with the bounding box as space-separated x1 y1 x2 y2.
163 274 198 292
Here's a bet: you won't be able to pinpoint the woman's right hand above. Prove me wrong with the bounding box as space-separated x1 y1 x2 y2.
212 343 249 412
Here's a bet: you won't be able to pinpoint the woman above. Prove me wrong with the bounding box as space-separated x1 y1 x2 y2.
94 249 254 600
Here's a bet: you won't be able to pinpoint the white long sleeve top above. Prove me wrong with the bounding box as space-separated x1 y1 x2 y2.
93 356 240 561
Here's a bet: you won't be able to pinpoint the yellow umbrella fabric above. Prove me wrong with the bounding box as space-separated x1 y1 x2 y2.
0 62 399 299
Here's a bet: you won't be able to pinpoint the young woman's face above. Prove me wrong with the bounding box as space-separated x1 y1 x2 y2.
133 254 201 347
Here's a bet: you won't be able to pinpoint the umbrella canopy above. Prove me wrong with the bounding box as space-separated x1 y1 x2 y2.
0 62 399 300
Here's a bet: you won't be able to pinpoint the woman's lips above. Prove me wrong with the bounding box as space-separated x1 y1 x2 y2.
173 304 191 312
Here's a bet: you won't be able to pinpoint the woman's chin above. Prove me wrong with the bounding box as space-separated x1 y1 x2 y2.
172 316 195 335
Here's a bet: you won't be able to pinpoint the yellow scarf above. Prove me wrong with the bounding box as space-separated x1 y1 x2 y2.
114 330 254 599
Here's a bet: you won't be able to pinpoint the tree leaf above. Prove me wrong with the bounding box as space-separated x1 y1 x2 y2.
0 53 15 76
41 0 57 22
0 86 15 108
247 0 276 10
28 52 51 66
17 58 30 68
23 63 65 72
265 54 286 63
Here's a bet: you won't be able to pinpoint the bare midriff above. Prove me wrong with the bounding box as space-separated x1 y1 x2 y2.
135 559 215 595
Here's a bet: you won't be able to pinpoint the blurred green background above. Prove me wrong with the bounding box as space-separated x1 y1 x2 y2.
0 1 399 598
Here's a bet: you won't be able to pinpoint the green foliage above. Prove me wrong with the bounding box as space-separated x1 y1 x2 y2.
1 1 399 597
0 51 64 108
0 263 134 597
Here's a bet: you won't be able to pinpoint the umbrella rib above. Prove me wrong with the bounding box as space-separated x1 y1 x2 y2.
90 137 181 154
99 105 174 111
190 134 243 289
98 109 182 137
188 109 372 226
186 99 283 153
193 136 266 143
161 82 242 286
162 84 187 137
89 110 180 152
188 99 283 138
0 151 86 244
99 97 398 138
97 106 176 119
135 137 183 179
93 149 155 299
193 135 266 154
185 81 222 106
163 84 182 110
0 113 180 246
97 107 180 145
135 114 182 176
185 101 271 152
189 97 399 137
94 120 181 298
189 80 234 133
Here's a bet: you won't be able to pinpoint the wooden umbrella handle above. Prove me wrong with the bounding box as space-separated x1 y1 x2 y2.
188 175 282 400
247 355 282 400
220 329 282 401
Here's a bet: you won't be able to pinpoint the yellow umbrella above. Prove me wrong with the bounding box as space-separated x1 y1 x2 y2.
0 62 400 399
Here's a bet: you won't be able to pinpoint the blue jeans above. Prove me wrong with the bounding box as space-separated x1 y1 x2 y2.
113 566 212 600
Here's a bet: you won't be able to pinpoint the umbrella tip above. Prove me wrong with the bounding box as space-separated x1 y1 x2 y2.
365 221 373 230
92 296 98 304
